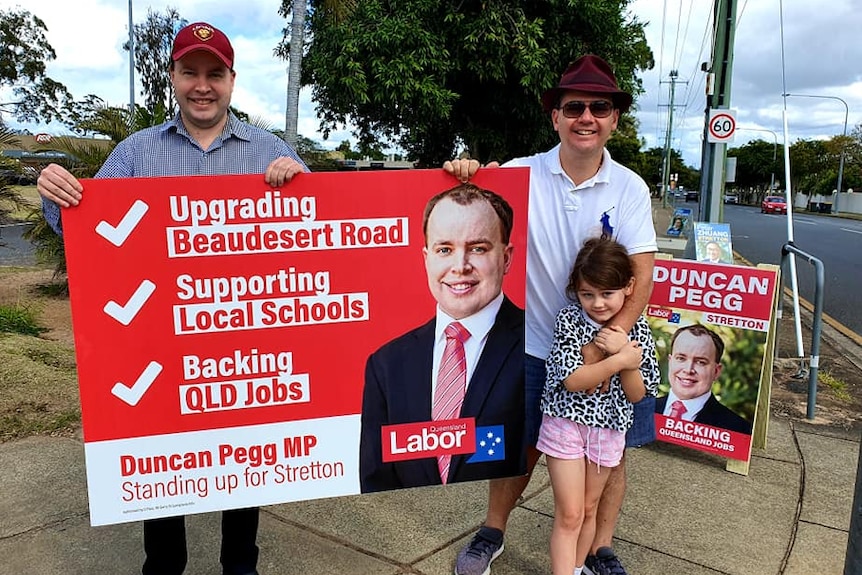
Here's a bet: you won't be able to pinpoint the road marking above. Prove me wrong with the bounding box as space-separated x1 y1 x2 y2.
104 280 156 325
95 200 148 246
734 252 862 346
841 228 862 235
111 361 163 406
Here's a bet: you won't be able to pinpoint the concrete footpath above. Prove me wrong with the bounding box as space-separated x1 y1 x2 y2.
1 200 859 574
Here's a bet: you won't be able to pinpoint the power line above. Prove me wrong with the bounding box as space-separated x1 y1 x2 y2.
661 70 688 206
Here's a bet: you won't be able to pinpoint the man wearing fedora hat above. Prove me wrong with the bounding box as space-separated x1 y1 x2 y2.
445 54 656 575
37 21 308 575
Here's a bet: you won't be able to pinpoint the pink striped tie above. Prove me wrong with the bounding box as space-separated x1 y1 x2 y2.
433 321 471 484
670 400 687 419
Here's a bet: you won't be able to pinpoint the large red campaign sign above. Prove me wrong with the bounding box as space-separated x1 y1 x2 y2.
647 259 778 462
62 169 528 525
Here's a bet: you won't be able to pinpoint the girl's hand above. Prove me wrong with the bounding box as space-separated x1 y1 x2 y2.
596 325 629 355
616 340 643 371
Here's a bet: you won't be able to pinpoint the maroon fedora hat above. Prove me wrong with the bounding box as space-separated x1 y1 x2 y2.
541 54 633 114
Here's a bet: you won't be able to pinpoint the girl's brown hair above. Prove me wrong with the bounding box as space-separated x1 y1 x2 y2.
565 237 634 301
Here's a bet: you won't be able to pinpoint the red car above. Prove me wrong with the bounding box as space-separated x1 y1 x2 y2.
761 196 787 214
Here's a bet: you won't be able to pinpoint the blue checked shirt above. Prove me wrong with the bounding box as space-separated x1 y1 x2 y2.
43 112 308 234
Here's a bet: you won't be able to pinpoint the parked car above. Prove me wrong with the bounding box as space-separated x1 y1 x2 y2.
724 192 739 204
685 190 699 202
761 196 787 214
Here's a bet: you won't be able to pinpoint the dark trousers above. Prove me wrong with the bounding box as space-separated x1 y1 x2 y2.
142 507 259 575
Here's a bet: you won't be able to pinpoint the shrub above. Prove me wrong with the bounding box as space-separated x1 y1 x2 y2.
0 303 47 336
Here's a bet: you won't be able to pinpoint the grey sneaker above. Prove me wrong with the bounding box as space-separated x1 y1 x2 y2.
454 526 504 575
584 546 628 575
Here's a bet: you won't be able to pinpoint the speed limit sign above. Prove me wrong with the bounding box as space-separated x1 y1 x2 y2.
707 109 736 143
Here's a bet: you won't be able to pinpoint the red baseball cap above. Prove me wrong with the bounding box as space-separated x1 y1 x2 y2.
171 22 234 69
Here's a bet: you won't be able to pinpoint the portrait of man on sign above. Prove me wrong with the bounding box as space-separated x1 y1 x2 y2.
359 183 525 493
656 324 751 435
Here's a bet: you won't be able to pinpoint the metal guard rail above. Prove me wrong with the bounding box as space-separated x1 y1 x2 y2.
779 241 825 420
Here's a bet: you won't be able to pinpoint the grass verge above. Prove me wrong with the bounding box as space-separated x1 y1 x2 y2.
0 302 47 336
819 370 852 402
0 333 80 441
0 267 80 442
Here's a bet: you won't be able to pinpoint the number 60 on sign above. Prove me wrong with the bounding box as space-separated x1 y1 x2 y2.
707 109 737 143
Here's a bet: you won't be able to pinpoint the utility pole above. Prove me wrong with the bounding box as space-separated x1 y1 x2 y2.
128 0 135 116
698 0 738 223
660 70 686 208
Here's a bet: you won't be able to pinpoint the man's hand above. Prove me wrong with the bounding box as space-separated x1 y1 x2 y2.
442 158 500 183
595 325 629 355
37 163 83 208
264 157 306 187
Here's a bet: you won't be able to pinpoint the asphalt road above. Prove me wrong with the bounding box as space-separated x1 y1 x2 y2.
0 222 37 266
721 203 862 337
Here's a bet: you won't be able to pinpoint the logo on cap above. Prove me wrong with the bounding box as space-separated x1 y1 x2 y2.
172 22 234 69
193 25 215 42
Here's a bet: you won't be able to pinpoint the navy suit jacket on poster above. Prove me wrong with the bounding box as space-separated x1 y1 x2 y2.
359 296 525 493
656 394 751 435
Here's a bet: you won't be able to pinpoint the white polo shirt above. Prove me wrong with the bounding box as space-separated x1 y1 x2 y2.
504 145 657 359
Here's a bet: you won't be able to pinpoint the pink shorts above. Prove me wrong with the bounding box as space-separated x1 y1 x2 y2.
537 414 625 467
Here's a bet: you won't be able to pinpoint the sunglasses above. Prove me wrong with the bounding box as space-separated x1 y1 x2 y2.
558 100 614 119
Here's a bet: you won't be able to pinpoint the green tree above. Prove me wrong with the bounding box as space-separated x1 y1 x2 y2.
674 158 699 192
300 0 653 166
788 139 831 197
634 146 696 194
25 102 144 284
606 114 644 173
336 140 360 160
293 135 340 170
0 7 73 124
843 123 862 192
0 121 28 223
276 0 356 146
727 139 782 202
637 146 664 191
124 8 187 118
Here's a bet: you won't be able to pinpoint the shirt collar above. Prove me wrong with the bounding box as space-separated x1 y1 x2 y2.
434 292 504 344
545 145 613 189
162 112 252 145
666 389 712 416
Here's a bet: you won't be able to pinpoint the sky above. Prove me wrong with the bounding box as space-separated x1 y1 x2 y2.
2 0 861 168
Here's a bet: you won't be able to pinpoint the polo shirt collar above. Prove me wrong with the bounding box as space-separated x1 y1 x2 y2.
545 145 613 189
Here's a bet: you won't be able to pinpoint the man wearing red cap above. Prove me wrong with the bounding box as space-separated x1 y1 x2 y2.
37 21 307 575
445 54 656 575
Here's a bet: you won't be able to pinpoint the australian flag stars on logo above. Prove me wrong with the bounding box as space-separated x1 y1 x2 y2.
466 425 505 463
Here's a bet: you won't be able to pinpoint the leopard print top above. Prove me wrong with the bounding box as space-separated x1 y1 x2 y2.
541 302 660 432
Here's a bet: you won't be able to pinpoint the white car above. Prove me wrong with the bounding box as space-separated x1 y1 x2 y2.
724 193 739 204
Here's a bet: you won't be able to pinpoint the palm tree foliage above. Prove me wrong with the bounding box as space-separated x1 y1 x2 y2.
276 0 357 146
0 121 28 222
24 102 146 285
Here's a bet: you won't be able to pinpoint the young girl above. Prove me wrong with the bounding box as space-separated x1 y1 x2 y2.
537 237 660 575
